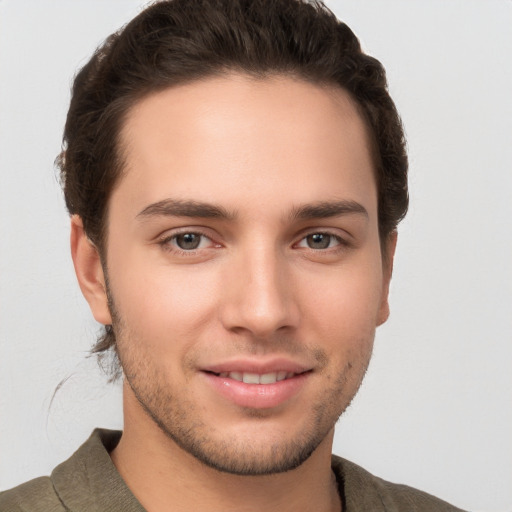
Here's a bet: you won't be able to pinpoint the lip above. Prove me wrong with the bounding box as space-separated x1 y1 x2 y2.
203 357 310 375
200 358 312 409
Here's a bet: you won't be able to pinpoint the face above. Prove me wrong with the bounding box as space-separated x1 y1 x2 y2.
77 74 394 475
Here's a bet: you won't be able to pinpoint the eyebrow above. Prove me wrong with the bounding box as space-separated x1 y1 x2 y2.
136 198 368 223
290 200 368 220
136 199 235 220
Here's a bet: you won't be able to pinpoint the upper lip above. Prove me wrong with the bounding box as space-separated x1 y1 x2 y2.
201 358 312 375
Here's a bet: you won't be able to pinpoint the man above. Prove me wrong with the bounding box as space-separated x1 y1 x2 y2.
0 0 467 510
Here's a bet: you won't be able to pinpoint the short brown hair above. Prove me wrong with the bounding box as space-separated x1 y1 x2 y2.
58 0 408 362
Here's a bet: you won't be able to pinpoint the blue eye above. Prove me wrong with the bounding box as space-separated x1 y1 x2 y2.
174 233 203 250
158 228 221 256
307 233 331 249
162 232 214 252
298 233 341 250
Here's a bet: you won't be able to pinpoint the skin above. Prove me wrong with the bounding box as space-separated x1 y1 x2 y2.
71 74 396 512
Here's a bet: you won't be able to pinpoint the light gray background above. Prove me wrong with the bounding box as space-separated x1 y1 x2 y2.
1 1 511 511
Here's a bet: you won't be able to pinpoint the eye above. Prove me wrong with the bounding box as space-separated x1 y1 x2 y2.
297 233 341 250
174 233 205 250
162 232 214 252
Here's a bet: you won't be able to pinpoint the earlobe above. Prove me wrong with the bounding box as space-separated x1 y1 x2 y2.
70 215 112 325
376 231 398 326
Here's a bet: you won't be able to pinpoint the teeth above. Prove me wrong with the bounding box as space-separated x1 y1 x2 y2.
260 373 277 384
220 371 296 384
243 372 260 384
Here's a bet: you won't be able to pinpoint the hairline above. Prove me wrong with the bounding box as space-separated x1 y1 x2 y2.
95 70 389 258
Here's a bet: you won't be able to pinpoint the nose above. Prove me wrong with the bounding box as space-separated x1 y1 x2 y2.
219 245 300 338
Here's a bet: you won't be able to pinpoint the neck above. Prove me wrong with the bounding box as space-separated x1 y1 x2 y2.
111 387 341 512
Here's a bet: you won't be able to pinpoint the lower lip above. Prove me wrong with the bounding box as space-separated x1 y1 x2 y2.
202 372 310 409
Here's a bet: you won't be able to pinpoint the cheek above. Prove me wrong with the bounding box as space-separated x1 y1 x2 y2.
108 256 221 350
302 260 384 334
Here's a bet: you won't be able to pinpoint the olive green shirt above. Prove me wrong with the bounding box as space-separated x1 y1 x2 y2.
0 429 466 511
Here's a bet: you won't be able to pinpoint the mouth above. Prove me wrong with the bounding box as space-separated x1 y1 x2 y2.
201 364 312 409
206 370 303 385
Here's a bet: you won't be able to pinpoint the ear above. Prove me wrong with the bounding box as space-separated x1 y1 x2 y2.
70 215 112 325
376 231 398 326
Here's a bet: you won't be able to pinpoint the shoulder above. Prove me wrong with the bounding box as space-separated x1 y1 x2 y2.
0 476 65 512
0 430 142 512
332 455 467 512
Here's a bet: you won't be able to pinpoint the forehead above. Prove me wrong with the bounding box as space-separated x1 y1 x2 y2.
114 74 377 219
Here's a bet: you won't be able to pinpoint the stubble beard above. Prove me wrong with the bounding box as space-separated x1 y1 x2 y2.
108 290 374 476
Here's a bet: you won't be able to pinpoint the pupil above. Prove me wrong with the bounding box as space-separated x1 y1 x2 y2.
308 233 330 249
176 233 200 250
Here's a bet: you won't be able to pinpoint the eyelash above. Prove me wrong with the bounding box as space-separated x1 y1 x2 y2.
156 229 350 256
157 229 217 255
295 232 346 251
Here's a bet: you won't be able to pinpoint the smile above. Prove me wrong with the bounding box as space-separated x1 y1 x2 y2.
202 367 311 409
215 371 298 384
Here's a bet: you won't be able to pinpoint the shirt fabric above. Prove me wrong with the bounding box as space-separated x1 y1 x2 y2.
0 429 466 511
